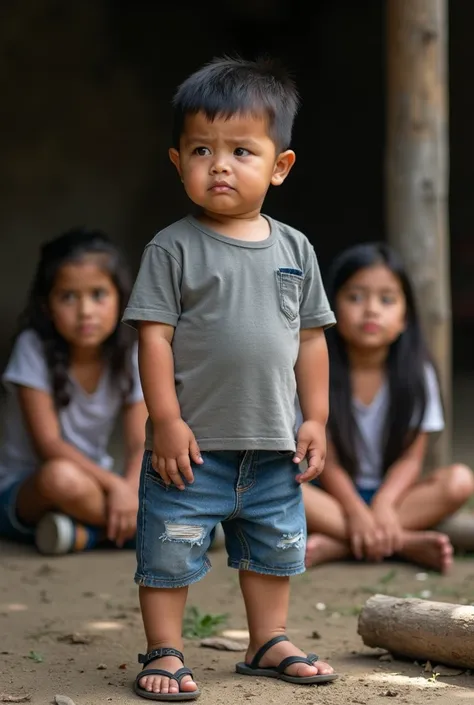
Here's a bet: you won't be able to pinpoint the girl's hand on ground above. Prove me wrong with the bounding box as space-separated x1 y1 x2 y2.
371 501 404 556
152 419 203 490
106 476 138 547
346 506 386 562
294 420 327 482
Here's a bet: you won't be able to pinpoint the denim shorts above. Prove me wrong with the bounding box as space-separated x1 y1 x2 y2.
135 449 306 588
311 479 378 505
0 479 35 544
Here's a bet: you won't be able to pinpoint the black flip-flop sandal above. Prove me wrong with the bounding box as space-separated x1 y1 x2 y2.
235 635 339 685
134 647 200 701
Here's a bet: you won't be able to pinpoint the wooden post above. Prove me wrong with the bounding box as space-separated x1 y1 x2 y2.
386 0 451 465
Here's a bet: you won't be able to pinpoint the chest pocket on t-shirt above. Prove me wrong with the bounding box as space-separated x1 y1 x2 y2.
277 268 304 322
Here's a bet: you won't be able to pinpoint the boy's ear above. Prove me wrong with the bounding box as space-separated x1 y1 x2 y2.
271 150 296 186
169 148 182 178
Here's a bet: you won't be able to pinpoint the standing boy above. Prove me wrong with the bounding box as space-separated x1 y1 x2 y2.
124 56 338 701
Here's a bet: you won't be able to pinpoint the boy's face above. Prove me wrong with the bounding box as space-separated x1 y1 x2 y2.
169 112 295 218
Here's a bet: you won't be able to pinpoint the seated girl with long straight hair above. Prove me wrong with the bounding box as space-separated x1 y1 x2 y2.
303 243 474 574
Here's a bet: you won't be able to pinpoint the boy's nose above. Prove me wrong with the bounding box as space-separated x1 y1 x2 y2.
210 159 230 174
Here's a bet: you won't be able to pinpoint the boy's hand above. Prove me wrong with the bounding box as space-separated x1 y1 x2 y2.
293 420 327 482
152 418 203 490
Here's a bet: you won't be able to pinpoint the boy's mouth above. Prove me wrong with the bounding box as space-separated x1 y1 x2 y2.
209 181 234 192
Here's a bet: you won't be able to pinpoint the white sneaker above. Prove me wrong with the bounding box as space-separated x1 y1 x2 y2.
35 513 76 555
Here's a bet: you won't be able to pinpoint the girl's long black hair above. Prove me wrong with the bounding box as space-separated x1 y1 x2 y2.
17 227 135 408
326 242 436 478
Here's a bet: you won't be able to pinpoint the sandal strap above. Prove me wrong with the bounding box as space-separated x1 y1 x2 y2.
136 668 176 682
174 667 194 683
307 653 319 663
135 667 194 686
138 647 184 668
277 655 315 674
249 635 289 669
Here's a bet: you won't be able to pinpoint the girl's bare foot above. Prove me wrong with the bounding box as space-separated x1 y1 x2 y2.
138 655 198 696
399 531 453 574
246 638 335 678
305 533 350 568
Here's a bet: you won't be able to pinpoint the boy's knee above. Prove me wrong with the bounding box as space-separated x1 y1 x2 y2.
445 464 474 506
37 459 89 501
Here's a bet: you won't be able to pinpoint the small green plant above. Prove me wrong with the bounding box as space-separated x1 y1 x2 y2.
182 606 227 639
358 569 398 597
28 650 43 662
379 569 397 585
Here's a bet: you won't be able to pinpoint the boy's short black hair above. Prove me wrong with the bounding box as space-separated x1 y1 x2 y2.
172 56 299 153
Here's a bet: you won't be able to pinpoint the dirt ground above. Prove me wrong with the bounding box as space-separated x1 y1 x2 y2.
1 540 474 705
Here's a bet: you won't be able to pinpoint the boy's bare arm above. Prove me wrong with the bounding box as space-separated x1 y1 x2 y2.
138 322 203 489
294 328 329 481
138 321 180 423
295 328 329 424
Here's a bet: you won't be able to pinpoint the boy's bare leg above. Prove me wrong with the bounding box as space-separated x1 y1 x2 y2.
137 586 198 696
240 571 335 677
16 459 107 526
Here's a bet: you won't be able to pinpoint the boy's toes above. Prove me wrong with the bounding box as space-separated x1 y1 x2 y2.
286 658 335 678
168 678 180 693
139 674 164 692
313 659 334 675
293 662 319 678
181 676 198 692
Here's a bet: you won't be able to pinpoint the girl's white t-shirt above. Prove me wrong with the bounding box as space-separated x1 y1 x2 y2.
351 364 444 489
295 364 444 489
0 329 143 493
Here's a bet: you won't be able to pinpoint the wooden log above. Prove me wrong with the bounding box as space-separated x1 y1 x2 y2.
386 0 451 467
358 594 474 669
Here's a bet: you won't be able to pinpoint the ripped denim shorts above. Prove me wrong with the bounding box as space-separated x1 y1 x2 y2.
135 449 306 588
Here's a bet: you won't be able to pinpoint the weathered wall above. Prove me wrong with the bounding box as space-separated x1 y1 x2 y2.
5 1 473 372
0 0 386 367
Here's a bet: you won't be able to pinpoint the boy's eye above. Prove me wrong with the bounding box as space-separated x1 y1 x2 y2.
234 147 250 157
194 146 211 156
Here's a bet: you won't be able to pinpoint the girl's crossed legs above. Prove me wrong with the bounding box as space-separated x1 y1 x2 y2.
304 464 474 572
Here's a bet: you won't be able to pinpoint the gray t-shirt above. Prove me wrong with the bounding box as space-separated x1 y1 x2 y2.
0 329 143 493
352 364 444 489
123 215 335 452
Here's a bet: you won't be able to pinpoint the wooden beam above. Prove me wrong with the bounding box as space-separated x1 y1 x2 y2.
386 0 451 465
